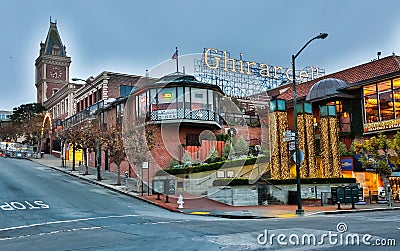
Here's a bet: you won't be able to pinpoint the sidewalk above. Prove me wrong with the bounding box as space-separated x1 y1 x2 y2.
30 155 400 219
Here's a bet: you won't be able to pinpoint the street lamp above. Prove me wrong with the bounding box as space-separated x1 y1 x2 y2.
292 33 328 214
72 77 102 181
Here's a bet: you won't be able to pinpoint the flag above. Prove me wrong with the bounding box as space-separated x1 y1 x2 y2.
172 48 178 59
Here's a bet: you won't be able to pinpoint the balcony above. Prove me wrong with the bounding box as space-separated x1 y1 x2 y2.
64 101 104 129
147 108 223 128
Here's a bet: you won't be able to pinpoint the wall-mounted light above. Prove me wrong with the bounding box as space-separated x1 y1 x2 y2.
320 105 336 117
297 102 312 114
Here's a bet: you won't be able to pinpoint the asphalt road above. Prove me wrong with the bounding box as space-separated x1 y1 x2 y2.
0 157 399 250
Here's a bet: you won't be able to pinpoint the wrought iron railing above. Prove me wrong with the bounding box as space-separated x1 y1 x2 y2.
63 101 104 128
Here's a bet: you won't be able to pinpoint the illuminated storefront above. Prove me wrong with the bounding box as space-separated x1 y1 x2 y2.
268 54 400 198
363 77 400 133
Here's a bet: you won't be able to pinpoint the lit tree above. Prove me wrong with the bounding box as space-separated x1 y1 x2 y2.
391 131 400 169
354 133 393 205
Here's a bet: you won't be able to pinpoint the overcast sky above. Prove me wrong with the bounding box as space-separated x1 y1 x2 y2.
1 0 400 110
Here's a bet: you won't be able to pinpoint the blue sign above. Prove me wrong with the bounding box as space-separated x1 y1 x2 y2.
341 157 353 171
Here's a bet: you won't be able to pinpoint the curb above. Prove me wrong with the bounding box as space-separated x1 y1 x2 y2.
29 159 183 214
322 206 400 215
29 159 400 219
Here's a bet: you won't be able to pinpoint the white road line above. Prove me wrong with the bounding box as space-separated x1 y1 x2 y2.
0 226 102 241
0 214 139 232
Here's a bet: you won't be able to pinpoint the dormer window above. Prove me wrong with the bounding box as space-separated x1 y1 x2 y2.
52 43 60 55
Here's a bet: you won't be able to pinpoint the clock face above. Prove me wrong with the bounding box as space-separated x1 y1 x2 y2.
49 66 63 79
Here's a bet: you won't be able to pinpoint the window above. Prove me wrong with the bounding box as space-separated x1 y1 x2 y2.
364 84 379 123
117 103 124 125
65 98 69 113
120 85 133 97
363 79 400 124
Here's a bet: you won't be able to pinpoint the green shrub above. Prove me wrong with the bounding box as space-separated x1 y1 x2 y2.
169 158 180 168
158 155 269 175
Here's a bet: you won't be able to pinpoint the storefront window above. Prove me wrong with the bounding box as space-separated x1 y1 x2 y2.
393 78 400 118
364 84 379 123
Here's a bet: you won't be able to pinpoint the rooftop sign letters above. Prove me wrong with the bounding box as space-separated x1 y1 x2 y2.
203 48 323 83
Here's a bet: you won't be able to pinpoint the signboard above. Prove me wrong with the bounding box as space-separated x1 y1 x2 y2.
195 47 325 98
165 179 175 195
341 157 354 171
142 162 149 169
293 150 304 163
364 119 400 133
153 180 164 194
157 109 177 120
288 142 295 151
283 137 295 142
202 48 323 82
282 130 295 137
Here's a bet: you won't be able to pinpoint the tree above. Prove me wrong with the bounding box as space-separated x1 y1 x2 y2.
181 150 193 167
391 131 400 169
9 103 46 146
65 128 82 171
76 124 97 175
233 136 249 157
222 139 233 160
205 147 221 163
103 125 126 185
354 133 393 206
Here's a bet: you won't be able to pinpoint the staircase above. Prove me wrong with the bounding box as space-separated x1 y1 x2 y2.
265 193 284 205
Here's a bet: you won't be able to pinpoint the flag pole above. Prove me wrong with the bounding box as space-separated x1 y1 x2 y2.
175 47 179 73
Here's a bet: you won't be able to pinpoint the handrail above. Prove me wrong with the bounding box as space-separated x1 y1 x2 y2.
259 178 283 190
196 176 213 185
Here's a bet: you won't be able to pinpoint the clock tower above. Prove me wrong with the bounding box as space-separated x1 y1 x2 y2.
35 20 71 104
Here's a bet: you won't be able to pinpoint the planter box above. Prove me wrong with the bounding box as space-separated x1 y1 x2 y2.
302 198 322 207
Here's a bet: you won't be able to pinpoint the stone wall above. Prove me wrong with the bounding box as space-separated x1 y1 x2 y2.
264 182 358 204
207 186 258 206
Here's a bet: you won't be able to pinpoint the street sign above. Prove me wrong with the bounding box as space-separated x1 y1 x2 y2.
142 162 148 169
283 136 295 142
289 142 295 150
293 150 305 163
282 130 294 137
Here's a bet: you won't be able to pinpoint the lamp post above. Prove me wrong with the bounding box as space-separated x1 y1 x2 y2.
72 77 102 181
292 33 328 214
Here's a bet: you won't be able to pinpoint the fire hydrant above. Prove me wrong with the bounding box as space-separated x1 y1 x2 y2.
177 194 184 209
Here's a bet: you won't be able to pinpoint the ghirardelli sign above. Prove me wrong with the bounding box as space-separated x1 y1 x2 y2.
203 48 324 83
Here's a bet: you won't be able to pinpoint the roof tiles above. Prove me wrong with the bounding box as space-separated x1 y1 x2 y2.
271 54 400 101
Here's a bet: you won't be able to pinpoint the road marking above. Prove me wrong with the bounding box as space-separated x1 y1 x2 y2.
0 226 102 241
276 214 297 218
190 211 211 215
0 214 139 232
